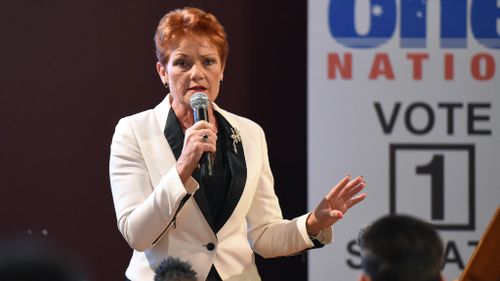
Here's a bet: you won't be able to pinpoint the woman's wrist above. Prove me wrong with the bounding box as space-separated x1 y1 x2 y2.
176 160 193 185
306 212 321 236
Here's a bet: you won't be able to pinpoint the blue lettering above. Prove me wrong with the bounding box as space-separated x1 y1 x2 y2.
441 0 467 48
400 0 427 48
471 0 500 48
329 0 396 48
328 0 498 49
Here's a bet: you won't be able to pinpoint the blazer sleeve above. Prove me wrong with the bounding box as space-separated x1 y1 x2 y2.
109 117 197 252
245 125 333 258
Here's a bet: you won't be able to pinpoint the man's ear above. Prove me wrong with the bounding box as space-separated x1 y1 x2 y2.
156 62 168 85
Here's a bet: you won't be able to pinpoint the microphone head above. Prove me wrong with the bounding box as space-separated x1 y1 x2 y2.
190 92 209 110
154 256 197 281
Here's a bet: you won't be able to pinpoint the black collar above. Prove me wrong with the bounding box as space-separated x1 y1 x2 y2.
164 108 247 234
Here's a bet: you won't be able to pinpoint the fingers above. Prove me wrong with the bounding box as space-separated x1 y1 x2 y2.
310 175 367 231
325 175 365 201
196 129 217 147
346 193 367 209
190 120 216 132
325 175 351 200
179 121 217 168
322 210 344 228
307 207 345 235
329 210 344 219
190 121 217 141
340 177 366 201
185 121 217 152
176 121 218 182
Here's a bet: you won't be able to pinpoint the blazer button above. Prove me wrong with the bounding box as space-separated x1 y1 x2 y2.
206 243 215 251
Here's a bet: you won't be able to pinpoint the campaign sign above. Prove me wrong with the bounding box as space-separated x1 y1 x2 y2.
308 0 500 280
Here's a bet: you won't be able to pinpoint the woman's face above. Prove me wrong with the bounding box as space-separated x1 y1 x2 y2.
159 35 225 110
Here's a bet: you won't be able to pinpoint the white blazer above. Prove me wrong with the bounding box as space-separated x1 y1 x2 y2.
109 95 332 281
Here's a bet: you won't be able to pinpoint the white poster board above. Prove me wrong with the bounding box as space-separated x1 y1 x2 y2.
308 0 500 280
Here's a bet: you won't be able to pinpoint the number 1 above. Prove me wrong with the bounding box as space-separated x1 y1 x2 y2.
416 155 444 220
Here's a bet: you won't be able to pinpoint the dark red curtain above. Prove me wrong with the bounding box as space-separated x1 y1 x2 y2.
0 1 308 280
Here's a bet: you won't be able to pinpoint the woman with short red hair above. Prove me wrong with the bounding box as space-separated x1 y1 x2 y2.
109 7 367 281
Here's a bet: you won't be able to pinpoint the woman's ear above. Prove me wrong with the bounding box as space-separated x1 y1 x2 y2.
156 62 168 85
220 63 225 82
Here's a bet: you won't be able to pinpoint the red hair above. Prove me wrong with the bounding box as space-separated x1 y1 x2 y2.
154 7 229 66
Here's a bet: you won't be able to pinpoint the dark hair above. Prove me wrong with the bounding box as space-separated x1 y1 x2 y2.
154 7 229 66
358 215 444 281
154 256 197 281
0 239 86 281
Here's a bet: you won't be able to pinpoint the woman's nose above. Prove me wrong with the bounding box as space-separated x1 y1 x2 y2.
190 63 204 80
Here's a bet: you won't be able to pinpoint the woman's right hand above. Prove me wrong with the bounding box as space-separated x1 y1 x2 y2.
176 120 217 184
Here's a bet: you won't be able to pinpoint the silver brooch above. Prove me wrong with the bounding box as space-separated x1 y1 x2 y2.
230 127 242 154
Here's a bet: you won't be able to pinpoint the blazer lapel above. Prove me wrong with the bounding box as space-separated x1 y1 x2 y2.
163 108 216 232
213 111 247 233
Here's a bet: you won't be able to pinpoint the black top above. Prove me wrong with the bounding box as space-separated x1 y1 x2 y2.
197 127 231 229
164 108 232 233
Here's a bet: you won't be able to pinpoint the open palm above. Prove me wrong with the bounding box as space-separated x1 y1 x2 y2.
307 175 367 235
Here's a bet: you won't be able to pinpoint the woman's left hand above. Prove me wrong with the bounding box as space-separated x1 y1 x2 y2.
306 175 367 236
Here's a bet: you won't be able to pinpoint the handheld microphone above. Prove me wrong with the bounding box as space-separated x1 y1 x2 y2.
189 92 213 177
154 256 197 281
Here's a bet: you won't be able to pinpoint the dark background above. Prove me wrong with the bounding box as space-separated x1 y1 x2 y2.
1 0 309 280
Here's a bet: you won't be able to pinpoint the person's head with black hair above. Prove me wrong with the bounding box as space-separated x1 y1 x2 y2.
154 256 197 281
358 214 444 281
0 238 86 281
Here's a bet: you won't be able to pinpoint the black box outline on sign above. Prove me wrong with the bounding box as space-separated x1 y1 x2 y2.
389 143 475 231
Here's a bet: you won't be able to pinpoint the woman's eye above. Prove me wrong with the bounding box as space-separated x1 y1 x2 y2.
173 59 188 67
204 58 216 65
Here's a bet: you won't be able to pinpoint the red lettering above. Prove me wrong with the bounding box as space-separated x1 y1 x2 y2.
406 53 429 80
369 53 395 80
324 52 496 81
471 53 495 80
444 53 454 80
328 53 352 79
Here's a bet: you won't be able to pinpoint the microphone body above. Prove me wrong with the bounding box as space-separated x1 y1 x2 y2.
190 92 213 177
